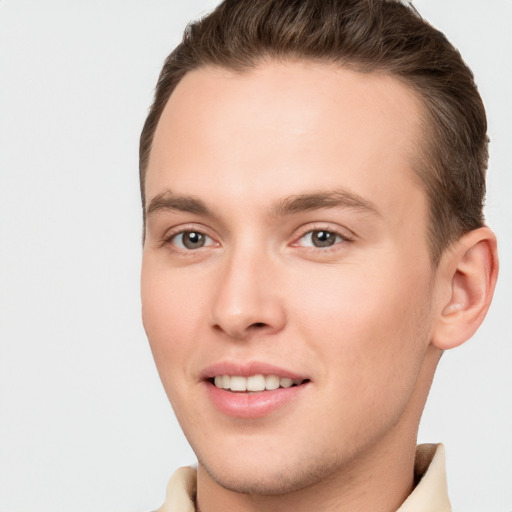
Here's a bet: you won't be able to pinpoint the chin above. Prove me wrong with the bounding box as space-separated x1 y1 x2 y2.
197 446 343 496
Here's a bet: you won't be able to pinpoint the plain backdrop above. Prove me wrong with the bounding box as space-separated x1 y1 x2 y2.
0 1 510 511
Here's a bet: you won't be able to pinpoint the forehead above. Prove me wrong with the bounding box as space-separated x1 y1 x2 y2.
146 61 426 224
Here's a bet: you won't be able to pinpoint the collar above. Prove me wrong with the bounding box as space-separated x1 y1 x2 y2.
397 443 451 511
157 443 450 512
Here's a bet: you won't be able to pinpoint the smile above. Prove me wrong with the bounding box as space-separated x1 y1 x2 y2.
202 363 310 418
212 374 306 392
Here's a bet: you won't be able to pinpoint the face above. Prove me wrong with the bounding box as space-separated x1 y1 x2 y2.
141 61 438 494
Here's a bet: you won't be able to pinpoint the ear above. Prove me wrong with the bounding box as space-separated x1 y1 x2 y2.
431 227 498 350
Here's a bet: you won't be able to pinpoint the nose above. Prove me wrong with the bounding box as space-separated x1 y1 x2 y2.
209 247 287 340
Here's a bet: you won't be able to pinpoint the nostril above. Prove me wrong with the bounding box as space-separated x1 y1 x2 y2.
250 322 267 329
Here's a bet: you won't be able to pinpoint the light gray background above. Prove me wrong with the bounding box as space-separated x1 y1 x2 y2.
0 1 510 511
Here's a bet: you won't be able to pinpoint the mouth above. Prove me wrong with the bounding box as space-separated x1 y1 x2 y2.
201 363 311 418
210 374 309 393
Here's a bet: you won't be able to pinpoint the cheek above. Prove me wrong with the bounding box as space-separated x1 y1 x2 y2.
141 262 211 429
141 259 206 381
290 259 432 399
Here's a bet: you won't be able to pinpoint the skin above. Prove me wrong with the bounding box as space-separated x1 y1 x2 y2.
141 61 498 511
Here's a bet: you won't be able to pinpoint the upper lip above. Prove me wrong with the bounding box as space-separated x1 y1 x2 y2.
199 361 307 381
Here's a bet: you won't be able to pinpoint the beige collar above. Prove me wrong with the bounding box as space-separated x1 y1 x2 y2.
157 443 450 512
397 443 451 511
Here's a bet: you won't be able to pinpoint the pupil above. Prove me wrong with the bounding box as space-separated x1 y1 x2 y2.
313 230 335 247
184 231 204 249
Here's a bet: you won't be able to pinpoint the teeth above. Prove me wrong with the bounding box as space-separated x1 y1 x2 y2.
280 377 293 388
265 375 280 390
212 374 304 392
247 375 266 391
230 376 247 391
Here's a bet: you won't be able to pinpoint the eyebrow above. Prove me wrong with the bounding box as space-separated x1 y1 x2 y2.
145 188 380 219
271 189 381 218
146 191 212 217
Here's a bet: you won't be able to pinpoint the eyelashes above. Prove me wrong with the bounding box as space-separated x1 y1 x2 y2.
294 229 348 249
163 224 353 256
171 231 217 250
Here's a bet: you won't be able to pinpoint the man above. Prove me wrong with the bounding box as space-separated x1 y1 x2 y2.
139 1 498 510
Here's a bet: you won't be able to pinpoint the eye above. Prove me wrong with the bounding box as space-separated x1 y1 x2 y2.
171 230 215 250
298 229 345 248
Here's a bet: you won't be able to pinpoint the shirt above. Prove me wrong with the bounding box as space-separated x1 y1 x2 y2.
156 443 451 512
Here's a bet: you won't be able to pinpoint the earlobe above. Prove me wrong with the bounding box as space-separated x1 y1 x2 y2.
432 227 498 351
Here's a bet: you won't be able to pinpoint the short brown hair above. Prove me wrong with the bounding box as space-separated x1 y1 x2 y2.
139 0 488 264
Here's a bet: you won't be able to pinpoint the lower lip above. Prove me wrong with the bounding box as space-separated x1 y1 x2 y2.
204 381 308 419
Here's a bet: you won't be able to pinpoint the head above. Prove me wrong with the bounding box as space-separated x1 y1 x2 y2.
139 0 497 501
